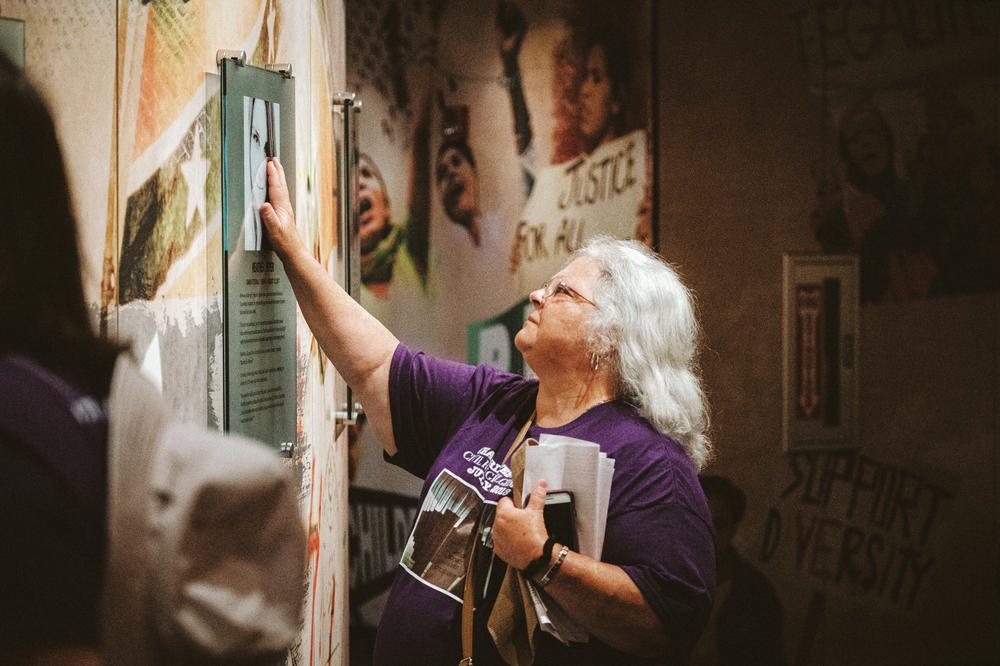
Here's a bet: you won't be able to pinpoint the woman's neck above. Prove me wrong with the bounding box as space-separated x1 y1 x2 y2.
534 372 615 428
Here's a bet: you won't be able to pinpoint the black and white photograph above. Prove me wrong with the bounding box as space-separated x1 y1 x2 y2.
244 95 279 251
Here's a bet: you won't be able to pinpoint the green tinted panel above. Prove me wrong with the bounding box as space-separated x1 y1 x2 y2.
220 58 296 455
0 18 25 68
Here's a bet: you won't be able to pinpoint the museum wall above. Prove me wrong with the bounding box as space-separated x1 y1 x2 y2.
3 0 997 663
657 2 998 664
344 0 999 664
0 1 350 663
341 0 662 640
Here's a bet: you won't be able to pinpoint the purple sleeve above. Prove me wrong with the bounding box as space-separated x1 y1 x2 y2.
602 448 716 653
386 344 524 478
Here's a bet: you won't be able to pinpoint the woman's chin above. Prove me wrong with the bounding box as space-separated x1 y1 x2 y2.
513 330 529 354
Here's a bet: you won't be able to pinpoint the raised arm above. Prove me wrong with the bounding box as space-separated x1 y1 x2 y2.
259 158 400 456
497 0 532 159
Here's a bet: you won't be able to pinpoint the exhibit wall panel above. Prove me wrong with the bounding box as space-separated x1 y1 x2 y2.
0 1 117 317
1 1 349 663
343 0 656 366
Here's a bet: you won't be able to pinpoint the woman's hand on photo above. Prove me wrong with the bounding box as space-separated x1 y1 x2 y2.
259 158 301 261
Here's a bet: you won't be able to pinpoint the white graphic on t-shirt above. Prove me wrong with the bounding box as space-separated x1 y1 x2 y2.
463 446 514 495
400 469 498 601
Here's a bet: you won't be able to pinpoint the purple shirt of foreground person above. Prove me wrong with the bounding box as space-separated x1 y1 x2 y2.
373 345 715 665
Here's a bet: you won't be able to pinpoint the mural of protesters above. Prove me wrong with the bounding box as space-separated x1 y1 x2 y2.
812 97 937 304
811 88 999 303
346 0 654 363
357 101 432 298
917 88 1000 296
436 103 482 246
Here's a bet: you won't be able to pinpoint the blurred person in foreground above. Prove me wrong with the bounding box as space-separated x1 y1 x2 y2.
0 50 124 666
261 157 716 664
0 53 303 665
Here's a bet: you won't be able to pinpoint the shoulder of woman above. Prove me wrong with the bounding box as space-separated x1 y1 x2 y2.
598 404 684 457
604 424 701 499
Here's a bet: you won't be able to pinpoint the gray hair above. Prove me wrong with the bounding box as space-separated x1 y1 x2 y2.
572 236 711 469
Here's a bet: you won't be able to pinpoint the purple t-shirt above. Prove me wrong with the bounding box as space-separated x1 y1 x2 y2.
0 355 109 650
374 345 715 665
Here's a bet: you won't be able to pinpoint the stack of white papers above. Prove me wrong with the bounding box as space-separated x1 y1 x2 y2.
522 434 615 643
526 576 589 644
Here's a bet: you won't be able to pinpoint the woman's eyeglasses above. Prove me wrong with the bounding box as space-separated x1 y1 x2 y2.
539 280 596 306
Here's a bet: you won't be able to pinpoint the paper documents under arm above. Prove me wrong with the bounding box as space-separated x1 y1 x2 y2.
522 434 614 643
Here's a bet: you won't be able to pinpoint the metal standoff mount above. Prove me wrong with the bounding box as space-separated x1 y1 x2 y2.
266 62 293 77
332 92 363 112
216 49 247 66
335 402 365 426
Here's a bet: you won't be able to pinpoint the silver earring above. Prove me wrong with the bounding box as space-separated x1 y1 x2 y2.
591 352 600 372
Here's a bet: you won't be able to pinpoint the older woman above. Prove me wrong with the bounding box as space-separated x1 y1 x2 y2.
261 159 715 664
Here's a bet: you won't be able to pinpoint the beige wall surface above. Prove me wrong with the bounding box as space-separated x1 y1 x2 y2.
658 2 998 663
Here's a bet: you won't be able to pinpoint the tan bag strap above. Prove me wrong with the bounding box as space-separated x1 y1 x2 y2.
502 410 536 466
460 410 535 665
460 529 478 665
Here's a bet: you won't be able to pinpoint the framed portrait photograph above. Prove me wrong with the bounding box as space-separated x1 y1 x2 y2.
243 96 279 251
782 253 860 451
220 57 296 454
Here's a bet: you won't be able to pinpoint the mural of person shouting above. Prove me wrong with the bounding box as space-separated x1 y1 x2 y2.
358 102 431 299
359 92 486 297
435 130 482 246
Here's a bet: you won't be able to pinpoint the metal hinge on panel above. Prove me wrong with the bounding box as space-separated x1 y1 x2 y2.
335 402 365 426
266 62 293 78
215 49 247 66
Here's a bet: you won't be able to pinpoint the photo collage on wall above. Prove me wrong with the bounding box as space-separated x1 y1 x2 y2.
344 0 655 369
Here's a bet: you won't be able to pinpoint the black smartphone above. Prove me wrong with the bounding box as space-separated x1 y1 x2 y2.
543 490 577 551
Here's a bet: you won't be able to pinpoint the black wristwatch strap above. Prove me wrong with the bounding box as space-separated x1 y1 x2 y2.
521 536 556 579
